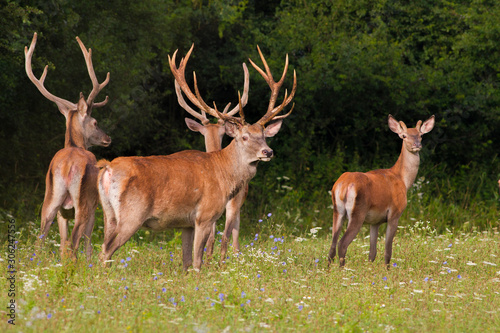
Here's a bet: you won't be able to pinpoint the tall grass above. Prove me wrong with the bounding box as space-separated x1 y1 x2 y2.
1 211 499 332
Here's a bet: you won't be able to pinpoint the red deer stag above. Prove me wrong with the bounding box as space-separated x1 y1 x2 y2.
97 45 296 270
171 49 249 260
25 33 111 259
328 115 435 267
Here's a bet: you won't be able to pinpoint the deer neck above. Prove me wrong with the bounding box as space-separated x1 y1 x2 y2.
211 140 257 198
390 144 420 191
64 111 87 149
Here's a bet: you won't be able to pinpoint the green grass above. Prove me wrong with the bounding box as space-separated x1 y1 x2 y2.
1 214 499 332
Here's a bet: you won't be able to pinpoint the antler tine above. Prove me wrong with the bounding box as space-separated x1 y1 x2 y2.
25 32 77 117
174 80 209 124
169 45 204 110
226 63 250 116
192 72 220 119
75 36 110 109
250 45 297 126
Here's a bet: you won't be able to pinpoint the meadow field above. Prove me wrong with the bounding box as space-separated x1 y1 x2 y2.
2 212 499 332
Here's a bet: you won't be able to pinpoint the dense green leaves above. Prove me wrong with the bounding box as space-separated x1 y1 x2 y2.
1 0 499 226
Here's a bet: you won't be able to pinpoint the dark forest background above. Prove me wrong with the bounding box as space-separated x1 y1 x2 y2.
1 0 499 232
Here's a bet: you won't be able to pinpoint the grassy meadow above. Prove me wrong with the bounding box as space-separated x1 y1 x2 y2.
1 211 499 332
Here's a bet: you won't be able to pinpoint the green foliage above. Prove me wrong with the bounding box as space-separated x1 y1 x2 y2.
1 0 500 232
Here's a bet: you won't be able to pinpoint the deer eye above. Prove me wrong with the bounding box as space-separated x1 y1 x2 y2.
402 134 407 139
242 135 249 141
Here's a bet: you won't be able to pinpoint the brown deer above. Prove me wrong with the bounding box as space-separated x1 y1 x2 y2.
97 45 296 270
328 115 435 267
172 48 250 260
25 33 111 259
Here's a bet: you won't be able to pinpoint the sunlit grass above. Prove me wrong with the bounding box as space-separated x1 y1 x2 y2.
1 214 499 332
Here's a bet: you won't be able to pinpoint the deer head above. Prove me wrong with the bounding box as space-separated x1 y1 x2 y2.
25 32 111 149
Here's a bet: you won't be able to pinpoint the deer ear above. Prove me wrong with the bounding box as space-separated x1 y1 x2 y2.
77 93 89 117
420 115 435 134
264 119 283 138
388 115 403 134
224 121 241 138
185 118 206 135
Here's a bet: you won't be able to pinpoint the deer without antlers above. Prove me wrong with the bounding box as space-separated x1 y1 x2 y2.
26 32 111 259
97 45 296 270
329 115 435 267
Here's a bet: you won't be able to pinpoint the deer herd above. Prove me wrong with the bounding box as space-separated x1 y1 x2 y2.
26 32 435 271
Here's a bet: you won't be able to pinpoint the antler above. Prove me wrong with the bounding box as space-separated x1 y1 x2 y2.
249 45 297 126
25 33 77 117
168 44 249 124
76 36 110 109
25 33 110 117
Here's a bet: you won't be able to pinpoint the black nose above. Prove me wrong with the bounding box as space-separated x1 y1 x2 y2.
262 149 273 158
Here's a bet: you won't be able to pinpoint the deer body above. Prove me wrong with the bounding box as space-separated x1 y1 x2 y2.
98 45 296 270
99 122 283 270
329 115 435 267
26 33 111 259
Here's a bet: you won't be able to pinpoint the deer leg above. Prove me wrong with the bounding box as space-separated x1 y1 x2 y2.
369 224 380 262
56 211 70 258
328 205 345 265
384 218 400 267
220 198 240 261
192 223 214 271
40 190 67 245
83 208 96 260
100 221 143 266
181 228 194 270
338 209 366 267
205 223 216 260
70 206 91 260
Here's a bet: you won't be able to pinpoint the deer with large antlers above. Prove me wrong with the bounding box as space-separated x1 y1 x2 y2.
328 115 435 268
97 45 296 270
26 33 111 259
173 50 250 260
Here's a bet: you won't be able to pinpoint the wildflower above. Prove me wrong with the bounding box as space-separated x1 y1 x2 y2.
246 300 251 304
448 243 452 248
298 305 303 311
125 286 129 290
283 269 287 273
211 302 215 306
383 277 387 281
154 276 158 281
47 313 52 319
195 287 199 291
268 213 272 217
257 274 261 278
89 264 93 268
162 288 167 292
458 275 462 279
219 293 224 302
120 259 125 263
46 293 49 297
315 259 319 263
424 277 429 282
393 263 397 267
270 235 274 239
258 219 263 223
241 291 246 298
443 261 447 265
97 310 101 314
181 296 185 302
260 288 265 292
126 257 131 261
